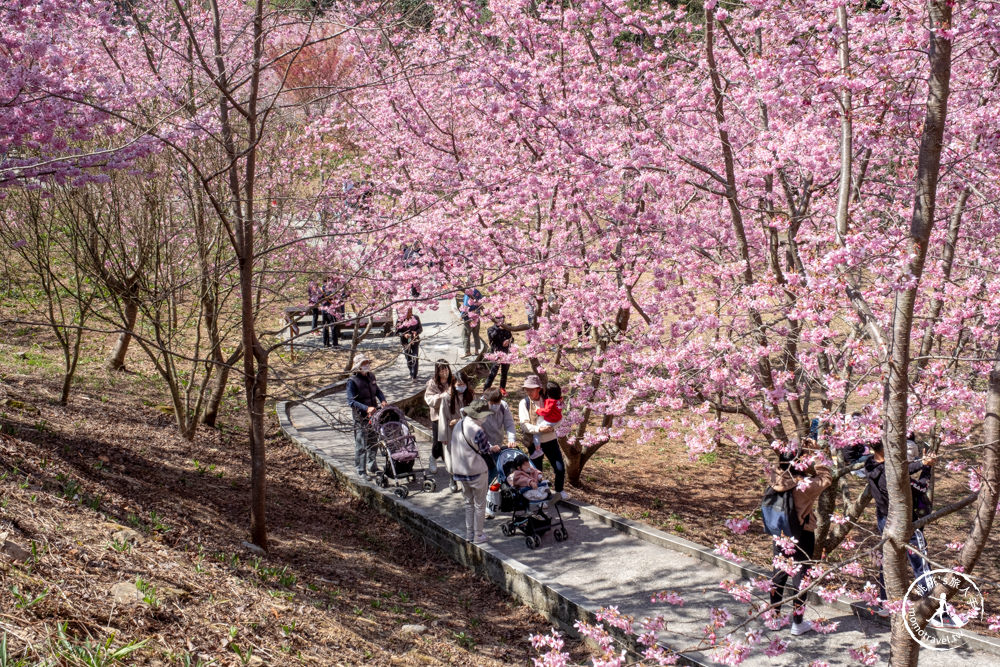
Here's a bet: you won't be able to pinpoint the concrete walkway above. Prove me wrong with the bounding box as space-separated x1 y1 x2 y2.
280 298 1000 666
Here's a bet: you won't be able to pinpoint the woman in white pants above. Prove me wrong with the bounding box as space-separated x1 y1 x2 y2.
447 400 498 544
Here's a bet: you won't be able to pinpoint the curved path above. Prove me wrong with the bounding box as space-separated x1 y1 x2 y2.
278 297 999 666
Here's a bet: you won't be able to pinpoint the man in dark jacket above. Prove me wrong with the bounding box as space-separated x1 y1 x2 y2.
346 354 387 476
864 439 947 622
483 316 513 392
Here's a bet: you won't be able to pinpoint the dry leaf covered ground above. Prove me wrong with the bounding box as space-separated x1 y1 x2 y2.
0 340 582 665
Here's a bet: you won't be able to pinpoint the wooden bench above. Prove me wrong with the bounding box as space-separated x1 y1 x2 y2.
283 306 394 359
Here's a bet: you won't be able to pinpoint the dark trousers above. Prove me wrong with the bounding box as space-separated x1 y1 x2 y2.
484 362 510 390
404 342 419 379
431 421 443 461
354 418 377 474
322 311 340 347
770 529 815 623
529 439 565 492
311 306 320 329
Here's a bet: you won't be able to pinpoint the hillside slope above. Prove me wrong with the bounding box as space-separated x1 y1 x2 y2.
0 368 563 665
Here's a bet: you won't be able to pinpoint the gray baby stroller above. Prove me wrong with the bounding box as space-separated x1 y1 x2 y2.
494 448 568 548
370 406 436 498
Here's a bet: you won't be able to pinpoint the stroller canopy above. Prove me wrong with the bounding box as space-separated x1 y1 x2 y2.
370 404 406 428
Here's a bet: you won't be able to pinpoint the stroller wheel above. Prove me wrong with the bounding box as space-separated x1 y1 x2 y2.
393 486 409 499
554 528 568 542
532 535 542 548
525 536 536 549
375 473 388 488
422 479 437 493
501 524 512 536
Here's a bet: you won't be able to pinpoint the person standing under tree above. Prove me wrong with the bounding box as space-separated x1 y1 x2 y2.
307 280 322 331
424 360 453 474
319 277 344 348
766 446 832 637
346 354 387 477
437 371 474 481
396 307 422 381
863 439 949 624
479 387 516 518
484 315 513 393
460 287 484 357
518 376 568 500
447 401 495 544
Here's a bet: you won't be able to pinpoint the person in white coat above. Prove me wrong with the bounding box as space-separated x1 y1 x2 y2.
424 360 453 474
447 400 495 544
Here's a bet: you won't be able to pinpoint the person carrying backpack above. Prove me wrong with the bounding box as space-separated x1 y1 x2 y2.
763 447 832 636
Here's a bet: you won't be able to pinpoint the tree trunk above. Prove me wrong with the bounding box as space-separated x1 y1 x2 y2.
913 186 969 375
835 5 852 240
202 346 242 428
881 2 952 664
107 298 139 371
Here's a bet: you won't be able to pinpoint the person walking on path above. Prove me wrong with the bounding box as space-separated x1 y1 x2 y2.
460 287 484 357
346 354 386 477
447 400 495 544
518 376 568 500
424 360 453 473
396 307 423 381
483 315 513 392
437 371 474 480
766 447 832 636
479 387 517 518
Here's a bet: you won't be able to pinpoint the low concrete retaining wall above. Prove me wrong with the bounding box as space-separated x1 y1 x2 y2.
277 397 711 665
278 389 1000 661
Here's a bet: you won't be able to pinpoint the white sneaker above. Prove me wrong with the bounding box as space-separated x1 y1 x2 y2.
473 534 488 544
790 620 815 636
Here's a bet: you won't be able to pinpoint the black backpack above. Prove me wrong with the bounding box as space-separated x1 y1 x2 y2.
761 486 802 538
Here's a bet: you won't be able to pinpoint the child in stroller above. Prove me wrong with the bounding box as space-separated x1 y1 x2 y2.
508 458 550 502
494 448 568 549
369 405 436 498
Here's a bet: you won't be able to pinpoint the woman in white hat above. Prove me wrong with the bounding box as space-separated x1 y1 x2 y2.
517 375 568 499
346 354 386 476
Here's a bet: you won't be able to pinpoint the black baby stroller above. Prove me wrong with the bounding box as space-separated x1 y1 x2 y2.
494 448 568 549
369 406 436 498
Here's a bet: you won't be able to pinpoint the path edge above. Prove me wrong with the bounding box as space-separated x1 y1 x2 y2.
277 397 714 665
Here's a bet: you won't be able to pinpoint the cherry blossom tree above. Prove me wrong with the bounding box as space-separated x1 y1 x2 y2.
345 0 1000 662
